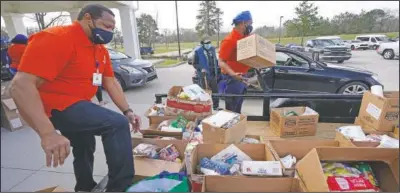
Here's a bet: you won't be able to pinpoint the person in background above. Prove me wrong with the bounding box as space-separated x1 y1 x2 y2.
10 4 140 192
192 39 220 110
218 11 253 113
1 36 11 68
8 34 28 76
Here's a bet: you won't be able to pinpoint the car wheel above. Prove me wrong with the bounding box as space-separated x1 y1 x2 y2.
115 75 127 91
338 82 369 95
337 60 344 64
383 49 394 60
351 45 355 50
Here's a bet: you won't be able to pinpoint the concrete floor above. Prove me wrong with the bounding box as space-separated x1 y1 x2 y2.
1 50 398 191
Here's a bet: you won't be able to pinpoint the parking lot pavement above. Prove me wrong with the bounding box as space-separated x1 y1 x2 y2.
1 48 398 191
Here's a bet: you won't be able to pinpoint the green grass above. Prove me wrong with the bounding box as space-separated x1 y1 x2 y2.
158 59 181 67
114 32 399 54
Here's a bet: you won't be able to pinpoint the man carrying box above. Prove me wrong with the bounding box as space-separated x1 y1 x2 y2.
218 11 253 113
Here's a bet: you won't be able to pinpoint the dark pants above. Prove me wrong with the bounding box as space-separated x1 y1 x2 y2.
96 87 103 102
221 75 247 113
50 101 134 192
199 73 219 109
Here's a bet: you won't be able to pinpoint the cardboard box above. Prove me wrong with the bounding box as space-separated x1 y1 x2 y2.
354 116 391 135
393 126 399 139
1 98 27 131
189 144 275 184
35 186 67 192
1 81 12 99
270 107 319 138
242 135 263 143
145 105 198 125
358 91 399 132
131 138 187 182
202 111 247 144
202 176 304 192
266 139 339 176
335 131 380 148
237 34 276 69
296 147 399 192
165 86 212 118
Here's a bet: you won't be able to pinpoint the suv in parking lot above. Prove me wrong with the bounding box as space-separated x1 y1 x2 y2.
355 34 390 50
376 40 399 60
305 39 352 63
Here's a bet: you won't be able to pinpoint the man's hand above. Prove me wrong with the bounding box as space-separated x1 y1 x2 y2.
125 112 142 133
232 72 244 81
40 131 70 168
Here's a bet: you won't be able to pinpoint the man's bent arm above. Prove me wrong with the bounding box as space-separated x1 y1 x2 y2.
218 59 236 76
10 72 56 137
103 77 130 112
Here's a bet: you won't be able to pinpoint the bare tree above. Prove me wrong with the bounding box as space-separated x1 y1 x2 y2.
28 12 69 30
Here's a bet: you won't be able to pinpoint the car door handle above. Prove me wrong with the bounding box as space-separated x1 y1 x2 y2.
277 69 288 73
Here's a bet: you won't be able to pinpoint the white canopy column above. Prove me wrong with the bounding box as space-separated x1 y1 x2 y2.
119 6 141 59
2 13 27 38
68 9 81 22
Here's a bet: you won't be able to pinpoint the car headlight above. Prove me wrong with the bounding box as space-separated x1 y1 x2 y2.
371 74 379 81
120 65 142 74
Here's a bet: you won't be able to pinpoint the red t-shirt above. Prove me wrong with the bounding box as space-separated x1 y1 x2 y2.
219 28 250 74
8 44 27 69
18 21 114 117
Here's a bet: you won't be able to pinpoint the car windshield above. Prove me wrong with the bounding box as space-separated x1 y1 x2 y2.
331 39 343 45
315 39 335 46
375 36 389 42
108 49 130 60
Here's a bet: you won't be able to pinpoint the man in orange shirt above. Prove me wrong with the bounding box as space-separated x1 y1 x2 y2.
218 11 253 113
10 4 140 192
8 34 28 76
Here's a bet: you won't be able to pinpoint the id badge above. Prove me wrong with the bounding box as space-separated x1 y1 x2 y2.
93 73 102 86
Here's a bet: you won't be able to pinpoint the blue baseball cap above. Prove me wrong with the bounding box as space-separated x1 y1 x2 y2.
232 11 252 25
11 34 28 44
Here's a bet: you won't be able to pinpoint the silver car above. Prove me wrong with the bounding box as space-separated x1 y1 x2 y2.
107 49 158 90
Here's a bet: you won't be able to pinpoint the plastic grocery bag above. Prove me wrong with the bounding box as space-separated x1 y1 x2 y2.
126 171 189 192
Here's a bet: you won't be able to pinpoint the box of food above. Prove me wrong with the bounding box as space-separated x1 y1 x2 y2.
266 139 339 177
296 147 399 192
202 176 305 192
270 107 319 138
237 34 276 69
202 110 247 144
131 138 188 182
165 86 212 118
358 91 399 132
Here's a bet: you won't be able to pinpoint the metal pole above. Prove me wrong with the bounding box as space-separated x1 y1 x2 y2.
278 16 283 44
175 0 181 58
217 9 220 48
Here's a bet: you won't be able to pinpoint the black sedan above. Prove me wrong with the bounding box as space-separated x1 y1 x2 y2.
193 47 382 95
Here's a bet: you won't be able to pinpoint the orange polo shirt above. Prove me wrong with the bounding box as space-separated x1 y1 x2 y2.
18 21 114 117
8 44 27 69
219 28 250 74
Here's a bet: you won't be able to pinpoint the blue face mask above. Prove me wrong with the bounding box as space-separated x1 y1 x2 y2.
90 21 114 44
204 44 211 50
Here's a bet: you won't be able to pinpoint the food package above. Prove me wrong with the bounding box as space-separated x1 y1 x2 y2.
280 154 297 169
326 176 377 192
200 157 232 175
241 161 283 176
133 143 159 158
322 162 361 177
149 104 166 116
211 144 252 164
171 115 189 129
160 137 177 140
240 137 260 144
177 91 191 100
202 111 241 129
157 119 175 130
377 135 399 148
160 126 183 132
354 162 379 188
182 84 211 101
158 144 180 162
337 126 367 141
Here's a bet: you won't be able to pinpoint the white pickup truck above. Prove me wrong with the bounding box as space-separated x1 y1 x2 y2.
376 40 399 60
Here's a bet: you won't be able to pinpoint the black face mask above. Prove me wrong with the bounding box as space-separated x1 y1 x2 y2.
89 20 114 44
244 24 253 36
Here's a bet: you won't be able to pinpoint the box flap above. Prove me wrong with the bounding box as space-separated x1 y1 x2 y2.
203 176 298 192
134 157 183 178
2 98 17 110
296 148 329 192
141 124 182 138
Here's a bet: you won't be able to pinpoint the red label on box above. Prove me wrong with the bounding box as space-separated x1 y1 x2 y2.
167 99 211 113
327 176 377 192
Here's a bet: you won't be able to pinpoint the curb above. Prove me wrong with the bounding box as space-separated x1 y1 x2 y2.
155 61 186 69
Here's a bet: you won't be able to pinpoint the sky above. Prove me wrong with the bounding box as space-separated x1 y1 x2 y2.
1 1 399 33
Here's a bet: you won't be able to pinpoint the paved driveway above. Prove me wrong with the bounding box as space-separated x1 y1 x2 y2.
1 49 398 191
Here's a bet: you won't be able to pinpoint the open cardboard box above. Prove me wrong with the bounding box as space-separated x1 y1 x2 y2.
35 186 67 192
202 110 247 144
131 138 188 183
189 143 276 184
270 106 319 138
145 105 198 125
296 147 399 192
358 91 399 132
266 139 339 177
242 134 263 143
202 176 304 192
